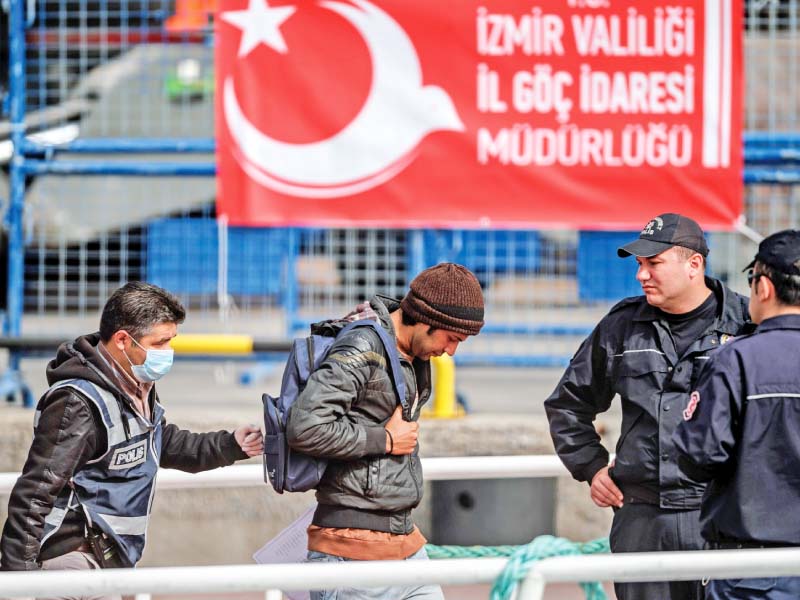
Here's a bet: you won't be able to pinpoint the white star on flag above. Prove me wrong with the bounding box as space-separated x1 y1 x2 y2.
220 0 296 57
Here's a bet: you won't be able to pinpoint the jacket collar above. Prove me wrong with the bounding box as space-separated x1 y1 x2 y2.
47 332 147 414
371 294 401 338
371 294 430 377
756 313 800 332
96 342 154 418
632 276 748 335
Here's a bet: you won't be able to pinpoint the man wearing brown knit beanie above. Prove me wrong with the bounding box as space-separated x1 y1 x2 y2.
286 263 484 600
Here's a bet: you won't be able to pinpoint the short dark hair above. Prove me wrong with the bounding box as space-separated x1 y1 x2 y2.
674 245 706 268
757 262 800 306
401 309 439 334
401 310 418 327
99 282 186 342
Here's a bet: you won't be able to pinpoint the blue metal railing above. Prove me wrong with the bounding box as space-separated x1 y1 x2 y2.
19 160 216 176
16 138 800 179
5 0 800 406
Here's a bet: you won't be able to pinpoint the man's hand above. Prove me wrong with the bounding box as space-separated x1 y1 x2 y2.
234 425 264 457
590 465 623 508
385 406 419 455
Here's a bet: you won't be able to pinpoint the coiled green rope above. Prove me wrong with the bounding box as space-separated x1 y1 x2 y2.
425 544 520 559
425 535 610 600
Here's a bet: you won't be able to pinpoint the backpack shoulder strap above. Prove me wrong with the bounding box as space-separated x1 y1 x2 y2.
338 320 407 409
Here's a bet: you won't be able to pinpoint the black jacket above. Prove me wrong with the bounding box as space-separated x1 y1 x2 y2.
0 333 247 571
286 295 430 535
545 278 750 509
675 314 800 544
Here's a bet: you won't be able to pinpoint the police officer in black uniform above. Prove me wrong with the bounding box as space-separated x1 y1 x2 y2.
545 213 750 600
675 229 800 599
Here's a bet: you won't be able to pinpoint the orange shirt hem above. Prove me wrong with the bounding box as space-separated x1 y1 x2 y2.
307 525 427 560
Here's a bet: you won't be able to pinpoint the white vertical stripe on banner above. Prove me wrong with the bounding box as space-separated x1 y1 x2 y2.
703 0 721 168
719 0 732 168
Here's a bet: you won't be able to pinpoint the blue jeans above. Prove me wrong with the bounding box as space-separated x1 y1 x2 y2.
306 547 445 600
706 577 800 599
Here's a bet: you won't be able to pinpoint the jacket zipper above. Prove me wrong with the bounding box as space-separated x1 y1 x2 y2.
408 455 421 504
365 459 374 497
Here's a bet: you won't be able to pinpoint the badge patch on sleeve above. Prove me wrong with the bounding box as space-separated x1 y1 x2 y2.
683 391 700 421
109 439 148 470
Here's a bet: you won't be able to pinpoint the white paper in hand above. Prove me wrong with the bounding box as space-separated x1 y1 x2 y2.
253 503 316 600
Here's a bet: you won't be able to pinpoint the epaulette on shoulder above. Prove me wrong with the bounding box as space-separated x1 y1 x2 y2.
720 328 757 348
607 295 644 316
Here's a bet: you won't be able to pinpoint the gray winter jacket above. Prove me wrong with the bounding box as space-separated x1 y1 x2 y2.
286 295 430 535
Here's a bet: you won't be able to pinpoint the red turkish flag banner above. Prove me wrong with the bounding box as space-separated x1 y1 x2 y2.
215 0 742 230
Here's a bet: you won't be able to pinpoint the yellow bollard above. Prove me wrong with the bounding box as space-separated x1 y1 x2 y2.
170 334 254 355
423 354 463 419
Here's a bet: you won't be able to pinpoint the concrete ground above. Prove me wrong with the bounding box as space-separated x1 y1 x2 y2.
8 357 602 418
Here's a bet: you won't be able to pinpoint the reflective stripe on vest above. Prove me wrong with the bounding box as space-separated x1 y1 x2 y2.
39 378 164 567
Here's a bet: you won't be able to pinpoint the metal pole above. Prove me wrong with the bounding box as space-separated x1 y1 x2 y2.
6 0 25 336
515 570 547 600
4 0 33 407
529 548 800 582
408 230 425 276
0 455 573 493
217 214 231 323
0 558 510 597
283 228 299 336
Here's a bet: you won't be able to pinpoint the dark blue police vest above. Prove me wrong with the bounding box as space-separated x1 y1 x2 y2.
39 378 164 567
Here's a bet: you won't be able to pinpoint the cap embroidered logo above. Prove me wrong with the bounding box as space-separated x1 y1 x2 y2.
641 217 664 236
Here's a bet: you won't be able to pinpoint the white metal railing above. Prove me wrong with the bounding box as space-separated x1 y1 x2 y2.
0 455 566 599
3 548 800 600
515 548 800 598
0 454 569 494
3 455 798 599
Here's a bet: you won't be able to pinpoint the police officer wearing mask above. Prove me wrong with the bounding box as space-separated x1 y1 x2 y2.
0 282 263 594
675 229 800 599
545 213 751 600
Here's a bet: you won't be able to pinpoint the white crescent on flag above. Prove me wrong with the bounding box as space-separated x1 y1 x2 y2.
222 0 465 198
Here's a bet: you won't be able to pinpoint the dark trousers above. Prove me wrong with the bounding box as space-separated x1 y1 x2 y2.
610 502 704 600
706 577 800 599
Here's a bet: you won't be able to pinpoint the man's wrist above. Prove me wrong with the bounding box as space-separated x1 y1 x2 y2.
385 429 394 454
364 425 388 455
226 431 248 460
584 456 611 486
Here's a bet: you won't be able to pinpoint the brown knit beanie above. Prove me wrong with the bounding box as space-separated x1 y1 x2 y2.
400 263 484 336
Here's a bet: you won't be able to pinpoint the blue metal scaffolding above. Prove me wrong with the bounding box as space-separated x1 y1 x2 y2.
3 0 800 406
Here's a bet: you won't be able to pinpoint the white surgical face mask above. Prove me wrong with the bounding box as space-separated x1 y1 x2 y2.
124 336 174 382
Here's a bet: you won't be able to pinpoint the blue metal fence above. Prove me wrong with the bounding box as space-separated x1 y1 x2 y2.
3 0 800 406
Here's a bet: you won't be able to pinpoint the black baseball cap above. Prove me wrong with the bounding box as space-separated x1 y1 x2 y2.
745 229 800 276
617 213 709 258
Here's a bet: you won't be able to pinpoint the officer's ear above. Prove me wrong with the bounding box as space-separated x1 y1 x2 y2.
686 252 705 276
111 330 130 353
754 273 774 303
